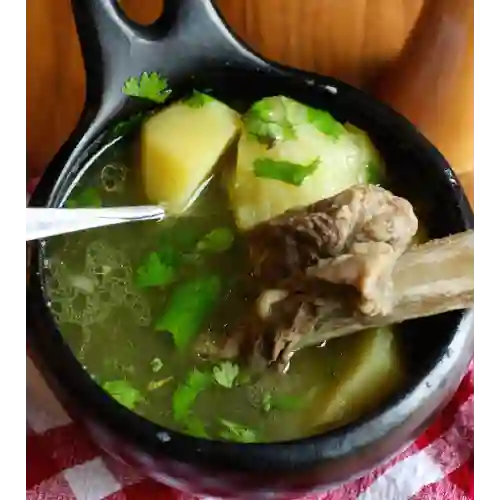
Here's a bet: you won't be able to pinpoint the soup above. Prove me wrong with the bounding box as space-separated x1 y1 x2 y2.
43 88 408 442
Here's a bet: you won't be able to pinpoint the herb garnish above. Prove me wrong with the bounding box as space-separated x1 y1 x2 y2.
196 227 234 253
253 158 319 186
219 419 258 443
184 90 216 108
213 361 239 389
102 380 143 410
244 97 296 147
172 369 212 421
261 391 304 413
306 107 345 139
136 252 176 288
122 72 172 104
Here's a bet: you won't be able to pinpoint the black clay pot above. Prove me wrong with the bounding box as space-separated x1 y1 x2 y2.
27 1 474 498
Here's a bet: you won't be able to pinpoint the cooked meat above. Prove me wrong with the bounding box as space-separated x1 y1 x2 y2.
195 186 472 374
195 229 473 373
248 184 418 317
259 230 474 371
256 289 290 319
307 241 398 316
268 297 319 372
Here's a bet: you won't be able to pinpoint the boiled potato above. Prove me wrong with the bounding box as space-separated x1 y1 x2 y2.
229 96 383 230
305 327 404 431
141 94 240 213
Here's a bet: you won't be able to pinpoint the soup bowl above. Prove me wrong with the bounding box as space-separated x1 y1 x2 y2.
27 0 474 497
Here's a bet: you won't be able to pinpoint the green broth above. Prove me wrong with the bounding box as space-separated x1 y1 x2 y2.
43 135 405 443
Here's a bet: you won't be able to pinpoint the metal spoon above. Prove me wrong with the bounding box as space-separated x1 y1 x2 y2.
26 206 166 241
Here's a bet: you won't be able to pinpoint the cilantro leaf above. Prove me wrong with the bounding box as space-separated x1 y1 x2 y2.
184 90 215 108
253 158 319 187
271 393 304 411
172 369 212 421
122 72 172 104
213 361 239 389
244 97 296 147
306 107 344 139
261 391 303 413
159 244 182 267
147 377 173 391
65 187 102 208
161 224 205 251
136 252 175 288
150 357 163 373
172 385 198 421
102 380 143 410
219 419 258 443
261 391 273 413
196 227 234 253
188 369 213 390
155 274 222 351
184 416 210 438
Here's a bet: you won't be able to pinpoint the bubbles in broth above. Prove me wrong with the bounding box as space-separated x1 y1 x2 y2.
43 94 406 442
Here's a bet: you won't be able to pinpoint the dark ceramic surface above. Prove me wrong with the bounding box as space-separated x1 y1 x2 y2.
27 1 473 497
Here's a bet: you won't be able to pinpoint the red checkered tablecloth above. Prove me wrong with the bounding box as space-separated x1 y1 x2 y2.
26 354 474 500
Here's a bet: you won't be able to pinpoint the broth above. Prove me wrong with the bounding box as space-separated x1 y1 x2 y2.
43 96 406 443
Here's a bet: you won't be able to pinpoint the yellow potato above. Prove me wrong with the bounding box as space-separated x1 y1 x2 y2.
141 98 240 213
306 327 405 431
226 96 386 230
230 120 379 230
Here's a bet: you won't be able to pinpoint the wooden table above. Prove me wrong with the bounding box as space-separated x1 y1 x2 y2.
26 0 473 205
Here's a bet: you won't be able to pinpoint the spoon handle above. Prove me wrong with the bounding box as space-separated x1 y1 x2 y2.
26 206 165 241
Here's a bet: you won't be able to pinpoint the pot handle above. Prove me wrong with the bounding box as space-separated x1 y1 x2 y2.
30 0 277 209
72 0 269 124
